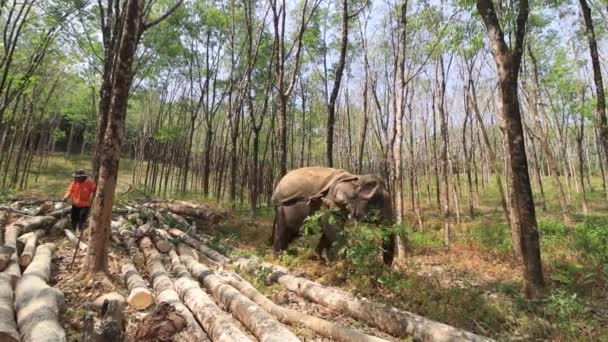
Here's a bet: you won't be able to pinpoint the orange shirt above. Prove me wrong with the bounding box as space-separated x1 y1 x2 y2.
65 179 97 208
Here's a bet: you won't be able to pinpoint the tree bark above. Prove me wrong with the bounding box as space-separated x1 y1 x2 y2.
16 229 45 267
0 274 18 342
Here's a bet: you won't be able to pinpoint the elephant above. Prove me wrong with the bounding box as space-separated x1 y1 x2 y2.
270 167 395 265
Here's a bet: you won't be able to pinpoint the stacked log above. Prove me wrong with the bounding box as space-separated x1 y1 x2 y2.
138 236 209 341
236 258 491 342
221 271 389 342
168 250 252 342
180 254 300 342
15 243 65 342
146 201 225 224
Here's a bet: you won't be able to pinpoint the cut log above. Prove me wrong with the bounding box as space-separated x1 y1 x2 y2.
146 201 225 223
221 271 389 342
134 302 187 342
169 251 252 342
236 258 491 342
180 254 299 342
13 215 56 234
168 228 230 264
0 273 18 342
15 243 66 342
17 229 45 267
121 263 153 310
138 236 209 342
3 224 19 249
1 226 20 287
116 224 144 269
64 229 87 250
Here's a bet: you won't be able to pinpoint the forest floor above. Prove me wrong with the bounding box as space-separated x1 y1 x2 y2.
2 155 608 341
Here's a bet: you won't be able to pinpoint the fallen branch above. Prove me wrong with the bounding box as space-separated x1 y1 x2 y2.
134 302 186 342
138 236 209 342
121 263 153 310
236 258 492 342
180 254 299 342
15 243 65 342
221 271 389 342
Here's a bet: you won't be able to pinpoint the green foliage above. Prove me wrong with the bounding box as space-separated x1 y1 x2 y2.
408 229 443 253
0 188 16 203
467 222 512 255
538 219 568 238
545 290 585 326
573 217 608 264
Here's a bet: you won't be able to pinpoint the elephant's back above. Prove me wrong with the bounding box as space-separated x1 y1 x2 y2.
272 167 349 204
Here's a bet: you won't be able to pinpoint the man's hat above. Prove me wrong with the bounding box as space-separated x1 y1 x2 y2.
72 169 87 178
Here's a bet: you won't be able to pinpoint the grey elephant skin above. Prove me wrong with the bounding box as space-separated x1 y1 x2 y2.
270 167 395 265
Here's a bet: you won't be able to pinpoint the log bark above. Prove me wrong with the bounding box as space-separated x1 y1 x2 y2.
236 258 490 342
176 243 200 262
50 217 70 236
138 236 209 342
181 254 299 342
221 271 389 342
0 273 18 342
1 224 20 287
64 229 88 250
15 243 66 342
170 251 252 342
17 229 45 267
121 262 153 310
168 228 229 264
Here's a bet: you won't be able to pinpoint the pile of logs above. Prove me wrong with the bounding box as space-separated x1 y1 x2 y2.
1 199 493 342
0 207 65 342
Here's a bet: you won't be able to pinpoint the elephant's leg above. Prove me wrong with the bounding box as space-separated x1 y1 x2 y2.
317 221 340 261
383 232 396 265
272 206 289 252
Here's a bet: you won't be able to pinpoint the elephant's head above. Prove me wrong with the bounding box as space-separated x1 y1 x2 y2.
314 174 390 221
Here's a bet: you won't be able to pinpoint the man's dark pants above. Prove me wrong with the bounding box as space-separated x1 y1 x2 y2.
71 206 90 230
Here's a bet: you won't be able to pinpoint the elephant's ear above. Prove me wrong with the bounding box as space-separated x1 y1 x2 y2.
308 173 358 203
357 176 382 200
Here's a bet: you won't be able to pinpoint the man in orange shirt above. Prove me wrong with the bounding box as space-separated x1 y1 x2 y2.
63 169 96 231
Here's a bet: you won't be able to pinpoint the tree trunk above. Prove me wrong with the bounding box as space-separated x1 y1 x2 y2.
477 0 545 300
579 0 608 198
